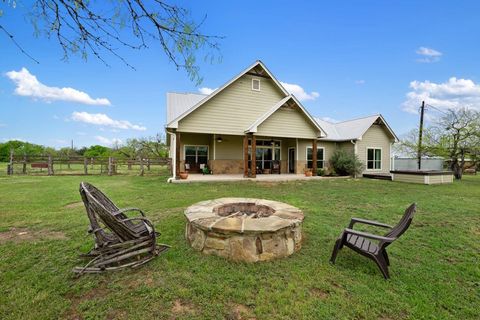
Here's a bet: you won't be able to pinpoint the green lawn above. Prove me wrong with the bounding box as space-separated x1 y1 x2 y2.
0 174 478 319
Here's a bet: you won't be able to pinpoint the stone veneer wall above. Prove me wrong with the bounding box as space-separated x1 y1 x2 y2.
209 160 244 174
185 223 302 262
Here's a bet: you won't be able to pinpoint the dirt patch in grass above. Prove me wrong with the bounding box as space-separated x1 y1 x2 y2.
170 299 196 318
225 303 256 320
0 227 67 244
64 285 110 319
310 287 330 299
64 201 84 209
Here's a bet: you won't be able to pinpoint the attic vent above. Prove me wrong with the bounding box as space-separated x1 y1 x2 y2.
252 79 261 91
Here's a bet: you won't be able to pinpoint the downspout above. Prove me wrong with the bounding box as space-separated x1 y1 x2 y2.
166 131 176 183
350 140 357 178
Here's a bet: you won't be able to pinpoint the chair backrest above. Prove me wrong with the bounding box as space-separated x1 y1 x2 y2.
79 182 120 246
80 182 145 241
384 203 416 240
273 161 280 169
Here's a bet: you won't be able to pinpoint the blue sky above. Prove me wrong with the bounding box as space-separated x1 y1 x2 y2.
1 0 480 148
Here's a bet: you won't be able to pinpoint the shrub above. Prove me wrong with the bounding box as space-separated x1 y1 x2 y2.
317 168 325 176
330 149 364 176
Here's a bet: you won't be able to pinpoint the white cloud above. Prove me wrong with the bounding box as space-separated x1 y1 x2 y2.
402 77 480 114
71 111 147 131
416 47 442 63
280 81 319 101
5 68 111 105
95 136 123 146
76 131 87 136
355 80 366 85
198 87 217 95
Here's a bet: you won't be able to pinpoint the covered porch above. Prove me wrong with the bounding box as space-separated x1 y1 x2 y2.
171 132 322 179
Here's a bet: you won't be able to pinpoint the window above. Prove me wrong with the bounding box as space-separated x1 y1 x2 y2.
306 147 324 169
184 145 208 168
252 78 261 91
247 139 281 170
367 148 382 170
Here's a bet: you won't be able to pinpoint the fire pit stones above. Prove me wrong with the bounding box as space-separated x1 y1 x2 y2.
184 198 304 262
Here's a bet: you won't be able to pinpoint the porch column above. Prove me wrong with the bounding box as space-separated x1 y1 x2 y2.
175 132 181 179
243 134 249 178
250 135 256 178
312 139 318 176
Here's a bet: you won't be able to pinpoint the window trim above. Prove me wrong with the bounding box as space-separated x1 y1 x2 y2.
306 146 325 169
184 145 209 163
251 78 261 91
366 147 382 171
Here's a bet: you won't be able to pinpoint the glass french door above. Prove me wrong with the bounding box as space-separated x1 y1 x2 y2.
256 148 273 170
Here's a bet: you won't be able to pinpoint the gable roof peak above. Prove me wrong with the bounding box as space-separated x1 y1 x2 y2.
166 60 289 129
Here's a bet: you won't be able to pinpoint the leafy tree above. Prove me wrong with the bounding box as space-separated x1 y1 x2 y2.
0 0 222 84
83 145 110 158
330 149 364 177
0 140 46 161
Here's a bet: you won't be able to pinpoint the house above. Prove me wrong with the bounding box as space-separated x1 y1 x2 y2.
166 60 398 178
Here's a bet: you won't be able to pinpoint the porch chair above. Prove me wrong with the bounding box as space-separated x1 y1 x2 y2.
272 160 281 174
329 203 416 279
74 182 170 275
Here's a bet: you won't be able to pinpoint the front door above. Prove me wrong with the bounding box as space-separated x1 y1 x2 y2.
288 148 295 173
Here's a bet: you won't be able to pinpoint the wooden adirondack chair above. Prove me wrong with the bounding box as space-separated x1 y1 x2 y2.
330 203 416 279
74 182 170 275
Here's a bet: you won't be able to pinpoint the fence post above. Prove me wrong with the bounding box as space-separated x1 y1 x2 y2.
48 155 54 175
128 161 132 170
90 157 94 169
147 158 151 171
67 156 71 169
84 157 88 175
139 158 144 176
22 154 27 174
7 150 13 175
108 157 113 176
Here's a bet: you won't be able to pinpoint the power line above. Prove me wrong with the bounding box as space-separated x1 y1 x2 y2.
425 103 449 115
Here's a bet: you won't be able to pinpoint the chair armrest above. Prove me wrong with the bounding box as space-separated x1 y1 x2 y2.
344 228 396 242
113 207 146 217
122 217 156 235
348 217 392 229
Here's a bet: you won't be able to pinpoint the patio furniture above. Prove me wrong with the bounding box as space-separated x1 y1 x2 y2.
74 182 170 275
272 160 281 174
329 203 416 279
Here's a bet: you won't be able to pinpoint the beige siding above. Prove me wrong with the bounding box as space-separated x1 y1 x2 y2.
178 74 285 135
214 135 243 159
256 106 319 139
356 125 394 174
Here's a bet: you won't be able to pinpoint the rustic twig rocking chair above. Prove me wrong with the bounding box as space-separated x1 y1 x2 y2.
330 203 416 279
74 182 170 275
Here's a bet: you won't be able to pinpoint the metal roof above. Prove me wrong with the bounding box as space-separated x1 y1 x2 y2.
166 92 206 123
315 114 398 142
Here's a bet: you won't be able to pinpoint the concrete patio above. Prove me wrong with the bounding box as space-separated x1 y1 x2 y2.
171 173 350 183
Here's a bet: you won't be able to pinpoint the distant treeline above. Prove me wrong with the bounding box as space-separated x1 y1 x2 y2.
0 135 169 162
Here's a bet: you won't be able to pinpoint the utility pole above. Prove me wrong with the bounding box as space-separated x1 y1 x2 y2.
417 101 425 170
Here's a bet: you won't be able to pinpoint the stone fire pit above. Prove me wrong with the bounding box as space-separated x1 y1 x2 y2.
184 198 304 262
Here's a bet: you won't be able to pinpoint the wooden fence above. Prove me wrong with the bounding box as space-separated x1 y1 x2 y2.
5 152 171 176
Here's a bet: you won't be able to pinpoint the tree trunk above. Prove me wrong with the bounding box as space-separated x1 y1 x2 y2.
450 159 462 180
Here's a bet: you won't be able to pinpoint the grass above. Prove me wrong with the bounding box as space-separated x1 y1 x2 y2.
0 172 478 319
